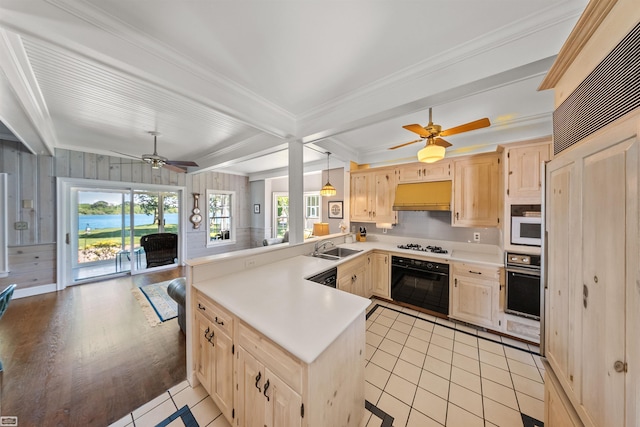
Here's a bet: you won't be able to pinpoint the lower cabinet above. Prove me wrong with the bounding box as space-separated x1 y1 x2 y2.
450 262 502 329
544 369 583 427
237 348 302 427
370 252 390 299
194 298 234 422
193 289 366 427
338 256 367 297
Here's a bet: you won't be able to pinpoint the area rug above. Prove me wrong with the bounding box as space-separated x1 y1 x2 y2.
132 279 180 326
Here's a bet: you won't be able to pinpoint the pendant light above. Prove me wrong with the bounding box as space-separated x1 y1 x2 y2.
320 152 337 196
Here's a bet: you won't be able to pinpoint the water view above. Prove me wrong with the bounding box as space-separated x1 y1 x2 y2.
78 213 179 230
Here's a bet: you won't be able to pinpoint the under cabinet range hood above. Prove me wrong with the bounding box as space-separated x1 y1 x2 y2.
393 181 452 211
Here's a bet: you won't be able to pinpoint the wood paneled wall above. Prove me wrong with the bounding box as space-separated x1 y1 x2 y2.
0 141 252 292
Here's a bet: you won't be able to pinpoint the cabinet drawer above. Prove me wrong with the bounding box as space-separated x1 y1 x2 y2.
453 262 501 281
238 321 303 393
194 291 234 337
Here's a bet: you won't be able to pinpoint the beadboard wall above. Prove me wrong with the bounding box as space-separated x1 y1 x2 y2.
0 141 252 291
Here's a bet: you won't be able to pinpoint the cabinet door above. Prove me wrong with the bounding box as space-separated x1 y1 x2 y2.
579 139 630 427
453 154 501 227
211 328 234 422
350 172 371 221
371 252 390 299
545 163 577 393
195 313 212 392
237 348 267 427
451 275 497 328
396 163 425 183
264 368 303 427
396 160 451 183
507 143 550 200
372 170 396 223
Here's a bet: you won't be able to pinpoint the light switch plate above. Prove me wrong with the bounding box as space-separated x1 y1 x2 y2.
14 221 28 230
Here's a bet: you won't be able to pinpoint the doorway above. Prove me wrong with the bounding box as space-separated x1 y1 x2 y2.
58 178 185 287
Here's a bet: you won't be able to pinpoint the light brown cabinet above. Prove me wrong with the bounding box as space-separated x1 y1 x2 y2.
544 369 583 427
369 251 390 299
236 324 303 427
193 289 366 427
452 153 501 227
545 118 637 427
350 169 397 224
505 142 551 201
338 255 367 297
194 293 234 421
395 160 451 183
450 262 502 329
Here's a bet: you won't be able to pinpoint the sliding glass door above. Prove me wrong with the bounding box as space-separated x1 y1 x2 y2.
65 182 182 284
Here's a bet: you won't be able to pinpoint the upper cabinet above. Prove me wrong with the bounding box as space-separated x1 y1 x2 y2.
350 168 397 224
505 141 551 202
395 160 451 183
452 152 502 227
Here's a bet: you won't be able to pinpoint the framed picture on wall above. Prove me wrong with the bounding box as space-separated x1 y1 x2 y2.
253 204 260 214
328 201 343 219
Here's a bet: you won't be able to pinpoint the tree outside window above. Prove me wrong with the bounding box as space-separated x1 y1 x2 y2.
207 190 235 244
273 192 321 238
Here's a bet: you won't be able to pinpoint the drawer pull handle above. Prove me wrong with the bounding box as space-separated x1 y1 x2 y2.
215 316 224 326
263 379 270 401
255 371 262 392
468 270 482 275
205 328 214 344
198 303 206 311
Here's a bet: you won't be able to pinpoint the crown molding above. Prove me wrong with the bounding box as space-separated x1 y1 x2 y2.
539 0 618 90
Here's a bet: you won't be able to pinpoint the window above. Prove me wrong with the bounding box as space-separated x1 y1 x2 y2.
272 192 321 238
207 190 235 245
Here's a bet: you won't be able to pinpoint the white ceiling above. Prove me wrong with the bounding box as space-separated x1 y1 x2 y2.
0 0 588 178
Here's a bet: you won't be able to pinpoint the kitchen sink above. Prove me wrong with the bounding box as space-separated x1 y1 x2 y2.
321 247 362 258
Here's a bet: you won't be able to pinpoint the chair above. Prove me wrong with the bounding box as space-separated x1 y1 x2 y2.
0 284 16 372
140 233 178 268
167 278 186 334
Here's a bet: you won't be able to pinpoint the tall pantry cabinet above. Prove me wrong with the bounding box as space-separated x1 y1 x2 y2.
540 0 640 426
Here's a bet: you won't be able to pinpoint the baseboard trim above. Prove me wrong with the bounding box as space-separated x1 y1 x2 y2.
13 283 57 299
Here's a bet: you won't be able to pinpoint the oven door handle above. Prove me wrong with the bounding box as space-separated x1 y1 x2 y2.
506 266 541 277
392 264 449 277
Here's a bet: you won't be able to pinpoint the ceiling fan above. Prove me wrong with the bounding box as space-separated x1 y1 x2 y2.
390 108 490 163
116 131 199 173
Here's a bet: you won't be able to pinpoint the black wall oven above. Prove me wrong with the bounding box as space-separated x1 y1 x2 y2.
391 256 450 316
505 252 541 320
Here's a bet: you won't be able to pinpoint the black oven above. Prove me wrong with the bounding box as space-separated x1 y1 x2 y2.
505 252 541 320
391 256 449 316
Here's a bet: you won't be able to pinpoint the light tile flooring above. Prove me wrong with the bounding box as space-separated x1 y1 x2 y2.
111 298 545 427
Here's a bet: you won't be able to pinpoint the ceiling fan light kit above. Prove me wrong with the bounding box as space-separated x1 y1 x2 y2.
417 143 446 163
392 107 490 164
320 152 337 196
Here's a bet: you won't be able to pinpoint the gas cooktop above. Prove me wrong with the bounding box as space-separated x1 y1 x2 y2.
397 243 449 254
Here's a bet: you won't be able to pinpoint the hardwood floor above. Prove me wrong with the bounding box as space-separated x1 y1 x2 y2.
0 268 186 426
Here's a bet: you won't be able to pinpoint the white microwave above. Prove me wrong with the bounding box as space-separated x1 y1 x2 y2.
511 216 542 246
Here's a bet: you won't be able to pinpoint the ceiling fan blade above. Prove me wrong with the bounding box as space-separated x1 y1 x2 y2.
433 137 452 148
112 150 141 160
440 118 490 137
389 138 423 150
162 163 187 173
402 124 430 138
167 160 199 167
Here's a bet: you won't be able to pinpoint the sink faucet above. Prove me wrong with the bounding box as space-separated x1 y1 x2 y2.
313 239 335 255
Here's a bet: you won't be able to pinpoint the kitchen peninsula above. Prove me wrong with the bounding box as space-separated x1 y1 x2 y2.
184 233 508 426
186 237 371 427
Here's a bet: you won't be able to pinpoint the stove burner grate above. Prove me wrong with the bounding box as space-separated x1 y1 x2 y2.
397 244 449 254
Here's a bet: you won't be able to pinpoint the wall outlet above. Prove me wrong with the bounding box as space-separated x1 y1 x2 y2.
473 232 480 242
14 221 28 230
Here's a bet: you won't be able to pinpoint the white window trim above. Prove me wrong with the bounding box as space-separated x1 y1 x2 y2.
206 189 237 247
272 191 321 238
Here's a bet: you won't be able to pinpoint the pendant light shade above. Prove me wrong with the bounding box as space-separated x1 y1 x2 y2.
417 142 446 163
320 152 337 196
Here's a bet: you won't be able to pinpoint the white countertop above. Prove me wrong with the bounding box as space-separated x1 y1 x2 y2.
193 255 370 365
191 235 503 365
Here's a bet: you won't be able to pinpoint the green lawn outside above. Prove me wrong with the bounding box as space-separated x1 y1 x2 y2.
79 224 178 249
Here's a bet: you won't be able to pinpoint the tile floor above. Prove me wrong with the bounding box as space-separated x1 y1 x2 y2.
110 298 545 427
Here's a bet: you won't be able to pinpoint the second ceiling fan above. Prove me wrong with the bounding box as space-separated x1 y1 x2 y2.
390 108 490 163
